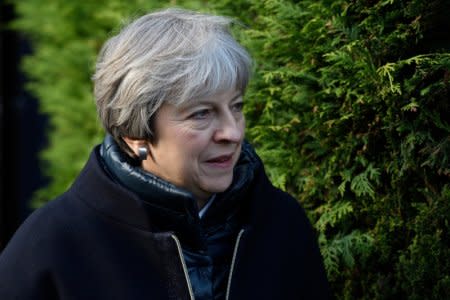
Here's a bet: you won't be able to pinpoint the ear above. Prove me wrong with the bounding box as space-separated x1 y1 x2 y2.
122 137 149 160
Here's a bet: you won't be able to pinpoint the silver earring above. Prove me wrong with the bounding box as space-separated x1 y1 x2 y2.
137 147 148 160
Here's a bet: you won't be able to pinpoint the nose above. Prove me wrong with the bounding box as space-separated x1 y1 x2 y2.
213 112 244 143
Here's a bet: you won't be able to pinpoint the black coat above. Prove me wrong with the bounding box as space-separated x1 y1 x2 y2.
0 146 330 299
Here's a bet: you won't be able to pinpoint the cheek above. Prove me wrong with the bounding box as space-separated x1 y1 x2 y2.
177 123 213 142
171 126 197 146
173 128 208 157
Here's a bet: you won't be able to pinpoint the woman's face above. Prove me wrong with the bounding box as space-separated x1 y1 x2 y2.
142 89 245 204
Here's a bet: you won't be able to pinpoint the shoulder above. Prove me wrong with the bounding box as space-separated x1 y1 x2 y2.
247 163 313 232
1 192 85 257
250 159 304 211
266 184 312 230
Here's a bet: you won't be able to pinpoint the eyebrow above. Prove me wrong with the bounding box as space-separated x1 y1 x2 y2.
230 93 243 102
196 93 243 106
178 93 243 114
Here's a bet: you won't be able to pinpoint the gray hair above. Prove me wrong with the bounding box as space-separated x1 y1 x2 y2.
93 8 252 154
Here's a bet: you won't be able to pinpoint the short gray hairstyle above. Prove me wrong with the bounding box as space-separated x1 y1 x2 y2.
93 8 252 154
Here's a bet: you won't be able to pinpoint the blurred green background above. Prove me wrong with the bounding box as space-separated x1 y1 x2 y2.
8 0 450 298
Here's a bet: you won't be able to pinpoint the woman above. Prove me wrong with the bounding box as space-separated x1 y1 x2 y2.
0 8 330 299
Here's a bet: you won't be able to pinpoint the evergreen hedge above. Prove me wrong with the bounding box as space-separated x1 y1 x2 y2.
11 0 450 298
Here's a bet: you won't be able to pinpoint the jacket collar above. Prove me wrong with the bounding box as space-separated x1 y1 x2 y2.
99 135 198 218
93 135 261 249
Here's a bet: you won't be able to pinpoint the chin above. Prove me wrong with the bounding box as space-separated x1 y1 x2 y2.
203 175 234 194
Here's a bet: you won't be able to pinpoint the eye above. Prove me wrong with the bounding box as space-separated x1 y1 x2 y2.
190 109 211 120
232 102 244 112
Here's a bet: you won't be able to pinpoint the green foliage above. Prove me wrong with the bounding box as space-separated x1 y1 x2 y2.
11 0 450 298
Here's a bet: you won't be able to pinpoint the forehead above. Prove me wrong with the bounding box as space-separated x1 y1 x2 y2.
183 89 242 106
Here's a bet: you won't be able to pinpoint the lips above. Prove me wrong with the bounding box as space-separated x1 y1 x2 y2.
205 154 234 169
206 155 233 163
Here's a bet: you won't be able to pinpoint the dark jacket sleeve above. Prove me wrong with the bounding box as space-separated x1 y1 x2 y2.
276 188 331 299
293 196 331 298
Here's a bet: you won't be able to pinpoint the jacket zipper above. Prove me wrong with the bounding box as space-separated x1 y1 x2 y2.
225 229 245 300
171 234 195 300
